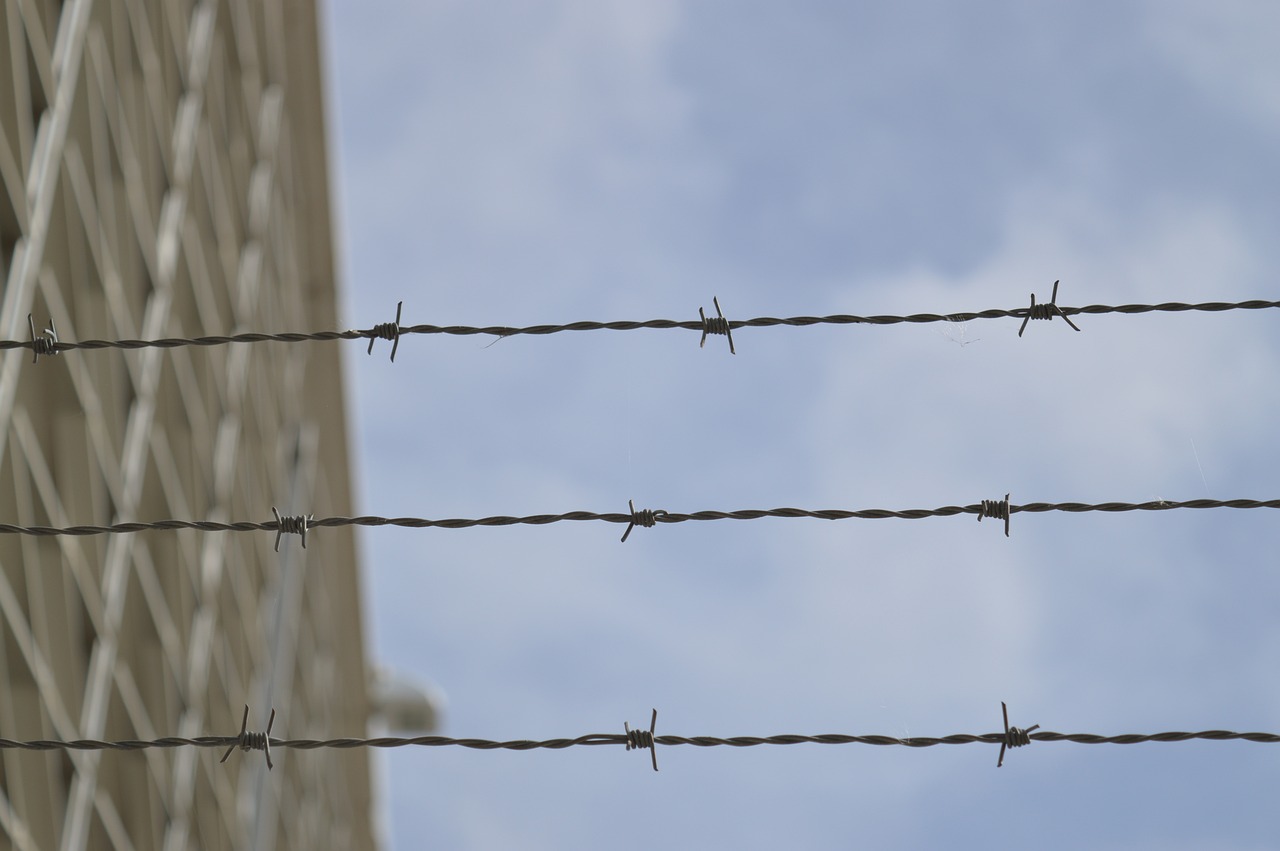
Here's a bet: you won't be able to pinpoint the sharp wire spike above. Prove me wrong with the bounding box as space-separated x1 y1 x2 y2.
367 301 403 361
1018 280 1081 337
997 701 1039 768
221 705 275 770
273 507 314 551
28 314 60 363
621 499 667 543
699 296 735 354
977 493 1011 537
624 709 659 771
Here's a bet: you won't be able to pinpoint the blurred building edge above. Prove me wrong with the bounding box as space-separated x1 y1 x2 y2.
0 1 377 850
369 667 445 735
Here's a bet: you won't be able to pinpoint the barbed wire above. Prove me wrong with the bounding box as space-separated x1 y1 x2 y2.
5 729 1274 753
8 296 1280 360
1 498 1277 543
1 706 1275 774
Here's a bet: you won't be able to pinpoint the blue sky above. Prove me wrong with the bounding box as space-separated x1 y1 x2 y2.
324 2 1280 847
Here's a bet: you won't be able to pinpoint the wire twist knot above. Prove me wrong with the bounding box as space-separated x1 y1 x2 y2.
1018 280 1082 337
367 301 403 361
997 702 1039 768
28 315 60 364
625 709 659 772
273 507 314 551
621 499 668 543
221 705 275 770
977 493 1011 537
699 296 736 354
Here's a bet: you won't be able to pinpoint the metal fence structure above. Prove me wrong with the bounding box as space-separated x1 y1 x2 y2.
2 1 1277 850
0 1 374 848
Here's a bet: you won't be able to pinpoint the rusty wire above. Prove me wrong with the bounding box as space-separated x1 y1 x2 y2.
3 298 1278 359
1 498 1277 542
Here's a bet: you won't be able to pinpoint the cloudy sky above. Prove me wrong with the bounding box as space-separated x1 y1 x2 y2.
323 2 1280 847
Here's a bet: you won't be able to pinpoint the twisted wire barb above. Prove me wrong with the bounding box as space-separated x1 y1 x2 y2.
367 300 403 361
272 508 313 551
998 702 1039 768
27 315 59 364
219 706 275 770
1018 280 1082 337
977 493 1012 537
699 296 735 354
4 298 1278 357
621 500 667 543
2 498 1278 540
625 709 660 771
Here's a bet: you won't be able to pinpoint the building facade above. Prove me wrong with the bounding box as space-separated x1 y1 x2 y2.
0 1 375 848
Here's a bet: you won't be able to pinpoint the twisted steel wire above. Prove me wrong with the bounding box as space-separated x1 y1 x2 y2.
0 729 1275 754
1 498 1278 540
6 299 1279 357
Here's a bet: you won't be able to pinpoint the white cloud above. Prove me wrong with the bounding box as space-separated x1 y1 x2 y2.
332 0 722 319
328 2 1280 847
1140 0 1280 133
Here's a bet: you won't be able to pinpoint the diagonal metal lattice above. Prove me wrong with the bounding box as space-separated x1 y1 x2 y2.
0 1 374 849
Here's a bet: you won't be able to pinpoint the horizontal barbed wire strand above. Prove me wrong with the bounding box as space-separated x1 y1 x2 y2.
2 498 1278 539
7 299 1280 356
0 729 1275 754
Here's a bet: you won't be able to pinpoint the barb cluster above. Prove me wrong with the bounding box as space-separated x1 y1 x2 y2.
220 706 276 770
367 301 403 361
272 508 314 551
977 493 1012 537
625 709 660 771
1018 280 1082 337
27 315 60 364
699 296 735 354
997 702 1039 767
622 500 668 542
